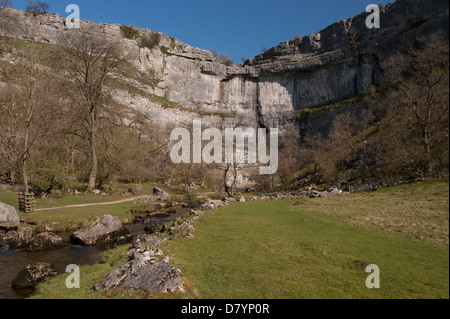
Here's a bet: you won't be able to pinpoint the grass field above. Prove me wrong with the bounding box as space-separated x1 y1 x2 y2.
0 182 193 232
29 180 449 299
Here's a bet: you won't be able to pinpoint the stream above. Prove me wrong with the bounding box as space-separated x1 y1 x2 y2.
0 207 191 299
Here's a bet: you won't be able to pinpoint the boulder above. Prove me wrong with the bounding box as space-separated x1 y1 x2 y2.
238 196 246 203
138 234 165 246
153 187 170 200
94 246 185 293
328 188 343 196
27 232 67 252
113 234 134 246
7 227 34 249
144 224 156 234
12 262 58 289
128 188 139 195
70 214 130 246
0 202 20 231
202 199 226 209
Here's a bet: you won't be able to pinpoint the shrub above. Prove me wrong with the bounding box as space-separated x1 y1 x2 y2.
169 37 176 50
30 160 71 193
160 46 169 54
120 25 139 40
139 31 161 50
210 49 235 67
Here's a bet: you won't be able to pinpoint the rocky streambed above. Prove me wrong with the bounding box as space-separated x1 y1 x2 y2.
0 197 197 299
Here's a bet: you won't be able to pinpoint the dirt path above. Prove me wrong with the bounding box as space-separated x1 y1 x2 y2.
35 195 152 212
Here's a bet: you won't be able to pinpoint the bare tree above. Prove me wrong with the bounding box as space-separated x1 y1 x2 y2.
278 126 302 189
26 0 49 16
382 40 449 172
0 44 64 193
0 0 12 9
60 31 129 191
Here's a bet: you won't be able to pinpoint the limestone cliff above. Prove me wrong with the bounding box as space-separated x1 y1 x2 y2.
0 0 448 137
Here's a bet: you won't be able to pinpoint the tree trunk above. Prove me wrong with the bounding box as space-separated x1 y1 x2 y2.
22 119 30 193
87 113 98 191
22 160 29 194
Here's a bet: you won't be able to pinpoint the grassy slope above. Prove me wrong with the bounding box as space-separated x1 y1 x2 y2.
31 180 449 299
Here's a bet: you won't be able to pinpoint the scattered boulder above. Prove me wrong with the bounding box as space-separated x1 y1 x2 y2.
202 199 227 209
128 188 139 195
238 196 246 203
27 232 67 252
114 234 134 246
94 246 185 293
0 202 20 231
12 262 58 289
92 189 101 195
189 210 205 217
144 224 156 234
138 234 165 246
7 227 34 249
153 202 167 210
327 188 343 196
153 187 170 200
70 214 130 246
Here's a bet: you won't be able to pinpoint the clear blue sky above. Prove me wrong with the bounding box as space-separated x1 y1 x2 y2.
11 0 392 63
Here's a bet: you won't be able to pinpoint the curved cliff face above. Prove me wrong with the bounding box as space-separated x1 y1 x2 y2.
1 0 448 135
239 0 449 134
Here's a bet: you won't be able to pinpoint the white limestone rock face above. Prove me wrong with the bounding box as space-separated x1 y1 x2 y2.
0 0 447 138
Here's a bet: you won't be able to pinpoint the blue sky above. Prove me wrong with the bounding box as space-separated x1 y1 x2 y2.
11 0 392 63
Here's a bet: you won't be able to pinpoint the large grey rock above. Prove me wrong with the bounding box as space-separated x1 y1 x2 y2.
27 232 67 252
94 246 185 293
70 214 130 246
7 227 33 249
12 262 58 289
153 187 170 200
0 202 20 231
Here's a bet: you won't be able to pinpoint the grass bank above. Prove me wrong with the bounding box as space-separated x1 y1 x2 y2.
0 182 201 232
31 180 449 299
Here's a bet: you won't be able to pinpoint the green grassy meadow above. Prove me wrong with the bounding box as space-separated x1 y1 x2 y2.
28 180 449 299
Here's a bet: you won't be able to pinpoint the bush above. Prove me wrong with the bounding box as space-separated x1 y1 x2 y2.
160 46 169 54
139 32 161 50
169 37 176 50
30 160 71 193
120 25 140 40
210 49 235 67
